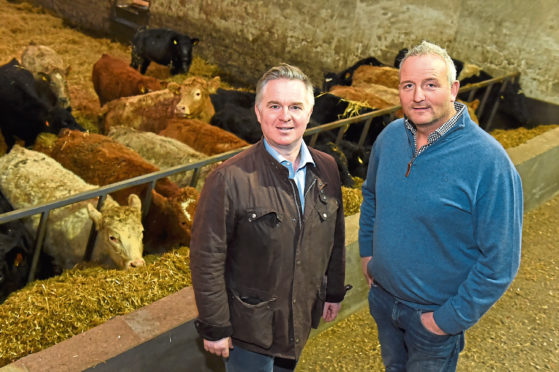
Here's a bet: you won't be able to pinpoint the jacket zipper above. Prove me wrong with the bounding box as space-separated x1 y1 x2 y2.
405 156 415 177
289 180 303 229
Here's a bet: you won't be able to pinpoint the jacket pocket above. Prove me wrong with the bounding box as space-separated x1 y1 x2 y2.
230 291 276 349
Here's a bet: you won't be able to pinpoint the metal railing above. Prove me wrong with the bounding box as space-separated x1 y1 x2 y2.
0 71 520 283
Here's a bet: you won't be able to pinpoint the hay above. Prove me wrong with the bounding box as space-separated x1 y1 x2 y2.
0 1 556 368
490 124 559 149
0 247 191 367
342 185 363 217
0 0 225 134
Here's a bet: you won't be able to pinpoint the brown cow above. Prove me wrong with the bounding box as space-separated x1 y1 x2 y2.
35 130 198 253
159 118 249 156
101 76 221 133
351 65 400 90
107 125 216 190
329 83 403 117
92 53 163 106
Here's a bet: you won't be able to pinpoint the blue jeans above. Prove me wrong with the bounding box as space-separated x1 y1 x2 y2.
368 283 465 372
224 345 297 372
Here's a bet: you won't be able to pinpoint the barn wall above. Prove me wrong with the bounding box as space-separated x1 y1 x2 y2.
147 0 559 105
30 0 559 105
30 0 114 34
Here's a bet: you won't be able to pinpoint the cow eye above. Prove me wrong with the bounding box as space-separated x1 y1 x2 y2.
109 235 119 243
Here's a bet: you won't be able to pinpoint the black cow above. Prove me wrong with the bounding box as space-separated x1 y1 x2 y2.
209 88 262 144
131 27 199 75
209 89 377 183
0 190 57 303
0 190 32 303
323 56 385 92
0 59 84 150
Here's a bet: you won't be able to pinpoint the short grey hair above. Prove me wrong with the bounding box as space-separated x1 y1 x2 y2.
255 63 315 109
399 41 457 86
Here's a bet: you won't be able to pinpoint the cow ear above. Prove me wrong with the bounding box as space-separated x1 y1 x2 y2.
87 204 103 230
208 76 221 94
191 38 199 46
167 82 180 94
128 194 142 214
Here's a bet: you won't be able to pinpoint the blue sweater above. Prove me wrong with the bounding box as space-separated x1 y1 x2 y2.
359 108 523 335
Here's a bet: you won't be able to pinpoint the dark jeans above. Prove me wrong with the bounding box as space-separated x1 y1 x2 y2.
368 283 465 372
224 345 297 372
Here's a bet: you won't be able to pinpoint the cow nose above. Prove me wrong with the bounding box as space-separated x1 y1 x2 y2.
175 105 190 116
128 258 146 268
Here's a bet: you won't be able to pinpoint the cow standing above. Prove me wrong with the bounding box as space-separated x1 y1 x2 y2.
131 27 199 75
92 53 163 106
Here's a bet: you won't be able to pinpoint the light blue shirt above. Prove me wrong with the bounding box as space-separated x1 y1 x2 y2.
263 139 315 212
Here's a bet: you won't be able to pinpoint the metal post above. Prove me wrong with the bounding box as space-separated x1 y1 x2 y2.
142 181 155 218
476 83 494 123
308 132 320 147
357 117 374 148
83 195 107 262
189 167 201 188
27 211 50 283
484 79 510 132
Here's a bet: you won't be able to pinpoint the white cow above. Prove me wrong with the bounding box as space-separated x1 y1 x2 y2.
21 44 71 109
107 125 216 190
0 146 145 270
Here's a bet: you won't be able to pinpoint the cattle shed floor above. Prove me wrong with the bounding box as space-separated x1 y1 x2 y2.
1 1 559 371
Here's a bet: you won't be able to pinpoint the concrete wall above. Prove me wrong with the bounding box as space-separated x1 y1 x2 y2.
148 0 559 104
31 0 559 105
31 0 113 34
507 127 559 212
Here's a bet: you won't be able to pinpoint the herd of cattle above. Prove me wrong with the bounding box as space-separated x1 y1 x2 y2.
0 27 528 302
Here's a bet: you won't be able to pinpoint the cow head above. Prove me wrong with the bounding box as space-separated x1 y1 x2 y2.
87 194 145 269
174 76 220 123
172 35 199 74
46 107 85 135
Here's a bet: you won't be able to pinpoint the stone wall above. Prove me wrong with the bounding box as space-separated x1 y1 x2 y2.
31 0 113 34
31 0 559 104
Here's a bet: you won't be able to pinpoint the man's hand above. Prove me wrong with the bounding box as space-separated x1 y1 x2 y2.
322 302 342 322
203 337 233 358
420 312 448 335
361 256 373 288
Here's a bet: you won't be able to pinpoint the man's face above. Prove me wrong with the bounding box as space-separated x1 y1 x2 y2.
255 78 313 152
399 54 460 130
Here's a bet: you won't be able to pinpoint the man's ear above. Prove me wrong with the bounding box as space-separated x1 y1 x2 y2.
254 104 261 123
450 80 460 102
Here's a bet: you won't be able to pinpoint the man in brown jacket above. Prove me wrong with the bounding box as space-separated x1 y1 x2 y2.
190 63 347 371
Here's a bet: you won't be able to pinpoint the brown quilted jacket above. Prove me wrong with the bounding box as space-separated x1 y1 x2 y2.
190 140 346 359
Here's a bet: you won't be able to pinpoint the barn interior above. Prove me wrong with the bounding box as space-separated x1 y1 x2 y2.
0 0 558 371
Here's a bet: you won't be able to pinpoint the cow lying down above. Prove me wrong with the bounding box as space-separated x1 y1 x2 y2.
0 146 145 270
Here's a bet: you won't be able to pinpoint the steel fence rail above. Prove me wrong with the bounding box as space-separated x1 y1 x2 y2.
0 71 520 283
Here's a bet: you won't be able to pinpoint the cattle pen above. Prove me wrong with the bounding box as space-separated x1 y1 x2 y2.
0 63 537 295
0 70 522 285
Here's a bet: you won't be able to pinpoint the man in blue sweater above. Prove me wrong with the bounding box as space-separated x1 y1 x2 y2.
359 40 523 371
